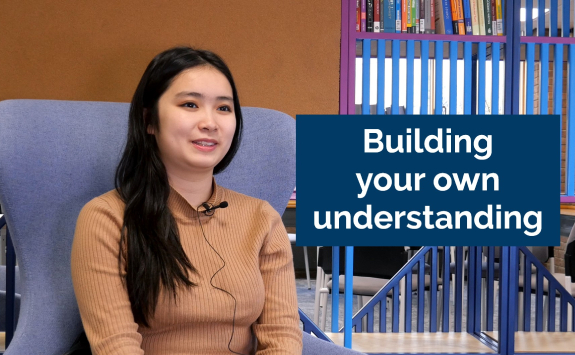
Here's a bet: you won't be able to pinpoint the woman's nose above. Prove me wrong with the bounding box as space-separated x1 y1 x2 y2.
198 111 217 131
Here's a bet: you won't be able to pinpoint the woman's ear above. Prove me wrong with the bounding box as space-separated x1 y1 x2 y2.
144 108 155 135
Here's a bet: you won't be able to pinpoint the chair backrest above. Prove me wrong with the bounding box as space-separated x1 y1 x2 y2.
0 99 295 355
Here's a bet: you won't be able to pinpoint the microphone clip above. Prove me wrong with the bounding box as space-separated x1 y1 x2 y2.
201 201 228 216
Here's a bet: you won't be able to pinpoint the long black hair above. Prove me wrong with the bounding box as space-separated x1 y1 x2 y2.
114 46 243 326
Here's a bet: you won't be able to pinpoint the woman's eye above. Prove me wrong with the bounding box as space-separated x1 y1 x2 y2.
218 105 232 112
182 102 198 108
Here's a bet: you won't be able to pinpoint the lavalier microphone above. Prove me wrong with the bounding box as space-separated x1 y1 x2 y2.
201 201 229 216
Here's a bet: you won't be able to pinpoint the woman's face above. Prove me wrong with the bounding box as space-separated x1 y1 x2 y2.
150 66 236 177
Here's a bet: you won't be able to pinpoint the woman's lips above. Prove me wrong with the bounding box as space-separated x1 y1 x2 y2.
191 140 217 152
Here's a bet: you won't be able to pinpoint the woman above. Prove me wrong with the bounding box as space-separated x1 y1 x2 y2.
71 47 302 354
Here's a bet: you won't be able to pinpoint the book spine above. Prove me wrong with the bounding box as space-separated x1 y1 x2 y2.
407 0 412 32
396 0 402 32
415 0 420 33
357 0 361 31
384 0 396 32
374 0 381 32
411 0 417 32
439 0 453 34
361 0 367 32
430 0 436 33
495 0 503 35
424 0 431 33
420 0 426 33
456 0 465 34
462 0 472 34
450 0 459 34
490 0 497 34
469 0 479 34
484 0 492 35
477 0 486 35
402 0 408 32
367 0 374 32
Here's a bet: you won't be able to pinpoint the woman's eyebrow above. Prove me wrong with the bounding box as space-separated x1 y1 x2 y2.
175 91 233 102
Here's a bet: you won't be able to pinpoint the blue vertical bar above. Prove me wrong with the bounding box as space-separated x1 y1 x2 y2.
367 310 374 332
524 258 532 331
6 227 15 348
332 247 340 332
563 0 571 37
538 0 545 37
525 0 533 35
474 247 482 332
498 247 510 355
435 41 444 114
362 39 371 115
507 247 518 354
405 272 412 332
526 43 535 114
392 40 400 114
392 285 400 332
442 246 450 332
560 298 568 331
417 259 425 332
550 0 558 37
344 246 354 348
421 40 429 115
464 42 472 115
455 246 463 332
406 40 414 114
380 300 387 332
541 44 549 115
535 269 544 331
506 0 521 115
430 247 438 332
478 42 486 115
449 41 458 114
486 246 495 331
555 44 564 188
377 40 386 114
472 54 477 115
568 44 575 196
467 246 476 332
492 44 500 115
548 284 555 331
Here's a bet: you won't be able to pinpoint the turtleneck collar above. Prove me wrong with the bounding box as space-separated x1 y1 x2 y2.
167 177 223 220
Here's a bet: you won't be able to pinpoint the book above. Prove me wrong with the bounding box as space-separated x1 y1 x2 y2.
477 0 486 35
402 0 408 32
420 0 426 33
490 0 497 34
407 0 412 32
462 0 473 34
357 0 361 31
384 0 396 32
424 0 431 33
456 0 466 34
415 0 420 33
374 0 381 32
450 0 459 34
469 0 480 34
430 0 436 33
361 0 367 32
412 0 417 32
367 0 374 32
396 0 402 32
434 0 453 34
484 0 493 35
495 0 503 35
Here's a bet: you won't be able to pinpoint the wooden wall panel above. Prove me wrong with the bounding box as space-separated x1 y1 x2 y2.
0 1 341 118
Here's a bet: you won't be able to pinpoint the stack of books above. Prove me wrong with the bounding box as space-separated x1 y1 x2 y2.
356 0 504 35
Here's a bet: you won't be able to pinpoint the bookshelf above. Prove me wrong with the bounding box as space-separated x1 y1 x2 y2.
340 0 575 201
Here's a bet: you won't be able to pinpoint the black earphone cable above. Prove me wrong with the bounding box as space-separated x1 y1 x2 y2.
195 203 246 355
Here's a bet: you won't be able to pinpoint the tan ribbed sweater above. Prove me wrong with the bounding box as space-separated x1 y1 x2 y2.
71 181 302 355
